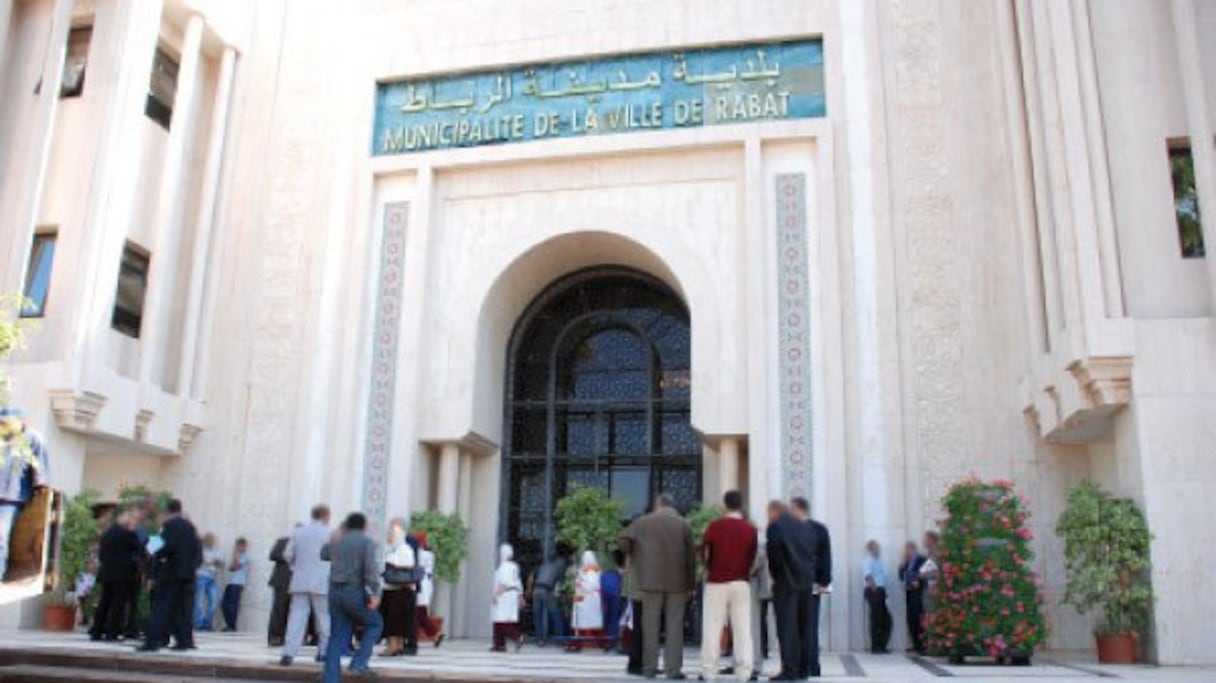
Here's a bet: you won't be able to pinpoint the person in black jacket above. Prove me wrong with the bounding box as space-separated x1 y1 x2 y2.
267 533 293 646
766 497 831 680
90 510 142 641
793 497 832 679
137 499 202 652
766 500 812 681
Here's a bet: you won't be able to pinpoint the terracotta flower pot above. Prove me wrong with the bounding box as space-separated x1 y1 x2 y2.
1095 632 1137 664
42 604 76 632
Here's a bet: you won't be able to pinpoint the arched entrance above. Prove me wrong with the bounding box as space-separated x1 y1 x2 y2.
499 267 700 570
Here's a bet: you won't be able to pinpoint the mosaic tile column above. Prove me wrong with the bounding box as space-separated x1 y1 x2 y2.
776 174 813 501
362 202 409 531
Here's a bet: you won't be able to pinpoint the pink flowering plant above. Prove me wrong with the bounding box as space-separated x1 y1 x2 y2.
927 478 1047 661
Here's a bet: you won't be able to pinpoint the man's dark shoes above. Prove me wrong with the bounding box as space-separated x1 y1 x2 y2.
279 655 293 666
669 674 688 680
134 645 159 653
349 666 378 678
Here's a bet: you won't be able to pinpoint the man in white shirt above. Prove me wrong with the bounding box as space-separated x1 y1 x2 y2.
280 505 332 666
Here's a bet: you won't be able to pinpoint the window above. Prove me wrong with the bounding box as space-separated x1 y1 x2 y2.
503 269 698 572
145 46 179 129
59 26 92 98
111 243 150 338
21 232 57 318
1169 142 1205 258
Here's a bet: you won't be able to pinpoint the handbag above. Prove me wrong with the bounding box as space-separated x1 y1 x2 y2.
383 563 425 586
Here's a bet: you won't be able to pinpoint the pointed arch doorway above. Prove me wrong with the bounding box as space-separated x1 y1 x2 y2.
499 267 701 570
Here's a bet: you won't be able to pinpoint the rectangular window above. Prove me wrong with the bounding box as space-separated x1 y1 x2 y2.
145 46 179 129
59 26 92 98
111 242 150 338
21 232 57 318
1169 142 1205 258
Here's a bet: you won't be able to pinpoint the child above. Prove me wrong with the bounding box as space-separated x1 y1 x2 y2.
220 537 249 631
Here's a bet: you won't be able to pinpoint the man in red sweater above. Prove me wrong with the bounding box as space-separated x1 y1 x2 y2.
700 490 758 681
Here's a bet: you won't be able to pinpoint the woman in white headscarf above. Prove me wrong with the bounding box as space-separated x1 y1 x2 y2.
566 550 604 652
490 543 523 652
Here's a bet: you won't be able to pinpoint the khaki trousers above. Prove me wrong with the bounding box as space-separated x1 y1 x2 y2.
640 590 687 677
700 580 754 680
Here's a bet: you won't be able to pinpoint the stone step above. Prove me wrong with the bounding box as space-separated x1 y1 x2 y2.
0 665 271 683
0 649 519 682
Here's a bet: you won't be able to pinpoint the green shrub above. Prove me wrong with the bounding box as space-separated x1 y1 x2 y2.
409 509 469 583
1055 481 1153 635
554 484 625 561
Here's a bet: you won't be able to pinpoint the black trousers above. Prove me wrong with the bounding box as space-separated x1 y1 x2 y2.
774 588 820 678
905 587 926 653
864 586 892 652
123 580 142 637
91 580 135 640
758 599 771 658
268 585 290 643
145 580 194 650
627 600 643 674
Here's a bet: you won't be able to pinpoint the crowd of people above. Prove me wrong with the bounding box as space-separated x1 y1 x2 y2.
858 531 940 656
79 489 953 681
489 491 833 682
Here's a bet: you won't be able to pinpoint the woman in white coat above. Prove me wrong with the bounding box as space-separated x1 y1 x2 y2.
490 543 523 652
566 550 604 651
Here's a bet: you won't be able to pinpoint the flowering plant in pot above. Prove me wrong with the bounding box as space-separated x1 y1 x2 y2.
926 478 1047 664
1055 481 1153 663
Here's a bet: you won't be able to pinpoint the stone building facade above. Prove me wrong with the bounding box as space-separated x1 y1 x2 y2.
0 0 1213 664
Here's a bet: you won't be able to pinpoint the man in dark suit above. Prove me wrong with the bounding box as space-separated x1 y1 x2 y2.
765 500 812 681
90 510 142 641
137 499 202 652
267 533 293 646
792 497 831 678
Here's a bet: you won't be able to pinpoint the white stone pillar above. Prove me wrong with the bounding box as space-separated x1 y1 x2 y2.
137 13 204 388
0 1 13 85
717 437 740 495
1171 0 1216 304
453 451 473 636
436 442 460 513
1 0 73 295
177 46 236 398
67 0 163 379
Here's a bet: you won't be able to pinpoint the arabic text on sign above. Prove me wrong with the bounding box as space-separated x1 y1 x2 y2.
373 40 825 155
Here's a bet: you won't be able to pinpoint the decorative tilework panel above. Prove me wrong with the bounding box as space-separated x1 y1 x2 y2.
362 202 409 532
776 174 813 501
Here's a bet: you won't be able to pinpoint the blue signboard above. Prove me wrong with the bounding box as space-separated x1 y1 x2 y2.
373 40 824 155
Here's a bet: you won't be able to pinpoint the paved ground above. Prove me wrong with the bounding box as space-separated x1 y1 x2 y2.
0 630 1212 682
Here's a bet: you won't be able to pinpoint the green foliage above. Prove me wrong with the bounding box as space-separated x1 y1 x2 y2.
1055 480 1153 635
686 503 724 583
0 296 30 408
554 484 625 561
686 503 725 549
928 478 1047 659
409 509 469 583
0 296 35 469
50 490 102 605
117 484 174 536
1170 149 1205 258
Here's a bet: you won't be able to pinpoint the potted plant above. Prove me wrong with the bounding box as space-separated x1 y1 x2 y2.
554 484 625 563
408 509 470 584
1055 481 1153 663
927 478 1047 664
43 490 100 631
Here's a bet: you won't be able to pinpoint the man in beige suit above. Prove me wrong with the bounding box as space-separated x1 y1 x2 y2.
619 493 695 680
